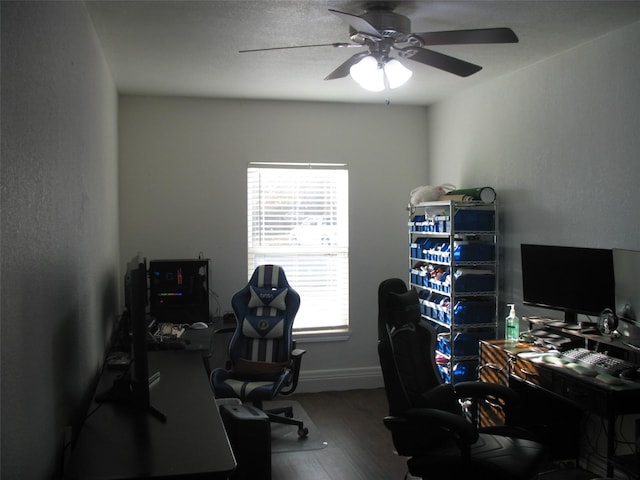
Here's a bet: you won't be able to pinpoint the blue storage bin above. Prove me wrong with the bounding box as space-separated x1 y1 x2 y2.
418 290 432 317
410 268 428 287
450 331 494 356
437 332 451 355
435 297 450 322
453 243 495 262
423 217 436 232
453 360 478 382
423 292 442 319
408 215 425 232
432 242 449 262
434 215 450 232
422 292 434 318
452 272 495 293
410 237 430 259
410 239 436 259
438 331 493 357
438 365 451 384
429 277 450 293
451 300 495 325
438 243 451 263
454 209 495 231
425 242 442 261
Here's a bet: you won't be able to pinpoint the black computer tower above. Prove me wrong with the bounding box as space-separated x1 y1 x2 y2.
220 404 271 480
148 259 209 324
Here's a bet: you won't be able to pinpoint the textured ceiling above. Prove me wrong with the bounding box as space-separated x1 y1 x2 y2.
85 1 640 105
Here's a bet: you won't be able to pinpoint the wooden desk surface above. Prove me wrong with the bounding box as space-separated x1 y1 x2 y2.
66 350 235 479
480 340 640 414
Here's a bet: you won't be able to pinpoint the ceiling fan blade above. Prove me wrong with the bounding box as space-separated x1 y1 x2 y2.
324 51 370 80
328 9 382 39
408 28 519 46
239 42 355 53
398 47 482 77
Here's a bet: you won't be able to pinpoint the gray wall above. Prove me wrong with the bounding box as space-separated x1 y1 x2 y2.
427 19 640 322
1 3 119 479
3 1 640 478
118 96 429 390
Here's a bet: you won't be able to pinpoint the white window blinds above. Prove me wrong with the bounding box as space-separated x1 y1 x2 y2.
247 163 349 332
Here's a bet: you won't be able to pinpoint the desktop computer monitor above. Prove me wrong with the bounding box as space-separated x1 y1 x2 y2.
124 255 166 421
613 248 640 324
521 243 615 324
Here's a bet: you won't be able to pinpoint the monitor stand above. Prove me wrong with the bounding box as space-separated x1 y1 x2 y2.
95 371 166 423
564 311 578 325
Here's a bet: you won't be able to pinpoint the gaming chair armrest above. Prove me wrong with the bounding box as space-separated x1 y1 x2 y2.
279 348 306 396
213 326 237 335
385 408 479 449
202 326 240 377
453 381 522 423
202 327 236 378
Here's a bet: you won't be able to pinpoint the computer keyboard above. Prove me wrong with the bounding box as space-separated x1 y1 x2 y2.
561 347 636 376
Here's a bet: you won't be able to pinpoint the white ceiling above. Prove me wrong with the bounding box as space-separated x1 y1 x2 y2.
85 0 640 106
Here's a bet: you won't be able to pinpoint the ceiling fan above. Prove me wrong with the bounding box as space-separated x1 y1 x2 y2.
239 3 519 90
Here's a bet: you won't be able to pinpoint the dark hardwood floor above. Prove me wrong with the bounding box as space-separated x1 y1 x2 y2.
270 388 409 480
268 389 600 480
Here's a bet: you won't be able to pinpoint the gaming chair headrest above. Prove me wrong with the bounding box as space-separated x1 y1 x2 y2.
387 288 421 330
250 264 289 289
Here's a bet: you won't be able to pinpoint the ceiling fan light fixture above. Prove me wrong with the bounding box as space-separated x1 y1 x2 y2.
384 58 413 89
349 55 385 91
349 55 412 92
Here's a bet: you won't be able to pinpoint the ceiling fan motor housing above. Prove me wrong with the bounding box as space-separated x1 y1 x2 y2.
349 8 410 43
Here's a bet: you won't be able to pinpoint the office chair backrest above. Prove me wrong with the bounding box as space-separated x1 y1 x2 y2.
378 278 463 454
377 277 408 342
230 265 300 367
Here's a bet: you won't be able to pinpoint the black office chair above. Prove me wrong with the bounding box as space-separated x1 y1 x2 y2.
210 264 308 437
377 278 547 480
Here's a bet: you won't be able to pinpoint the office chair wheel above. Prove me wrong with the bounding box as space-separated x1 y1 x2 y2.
298 426 309 438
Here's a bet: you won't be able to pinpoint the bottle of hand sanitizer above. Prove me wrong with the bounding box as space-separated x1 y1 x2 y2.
505 304 520 341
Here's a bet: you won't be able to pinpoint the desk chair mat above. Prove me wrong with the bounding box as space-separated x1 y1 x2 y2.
264 400 327 453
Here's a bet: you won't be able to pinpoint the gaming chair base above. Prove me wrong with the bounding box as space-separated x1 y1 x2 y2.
261 403 309 438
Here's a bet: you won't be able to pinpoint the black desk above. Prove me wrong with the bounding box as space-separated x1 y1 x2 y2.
66 350 236 479
480 340 640 478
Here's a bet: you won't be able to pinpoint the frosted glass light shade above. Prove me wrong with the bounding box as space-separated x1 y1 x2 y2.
350 55 413 91
350 56 385 92
384 59 413 89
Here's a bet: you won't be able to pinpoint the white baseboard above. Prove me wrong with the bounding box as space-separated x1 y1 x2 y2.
294 366 384 393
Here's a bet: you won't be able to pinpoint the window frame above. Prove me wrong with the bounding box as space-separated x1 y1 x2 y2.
246 162 349 336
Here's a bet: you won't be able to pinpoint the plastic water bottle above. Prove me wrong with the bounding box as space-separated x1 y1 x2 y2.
505 304 520 341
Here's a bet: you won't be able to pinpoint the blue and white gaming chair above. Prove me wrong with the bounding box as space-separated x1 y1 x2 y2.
210 264 308 437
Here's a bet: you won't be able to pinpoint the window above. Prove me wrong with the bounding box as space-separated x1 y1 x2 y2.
247 163 349 333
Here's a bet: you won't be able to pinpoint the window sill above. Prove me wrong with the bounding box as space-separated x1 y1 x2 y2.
293 328 351 343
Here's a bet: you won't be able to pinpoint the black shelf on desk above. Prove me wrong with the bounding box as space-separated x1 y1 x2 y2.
525 316 640 355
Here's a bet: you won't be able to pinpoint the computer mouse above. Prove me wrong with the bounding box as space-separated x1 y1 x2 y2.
191 321 209 330
619 368 640 381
